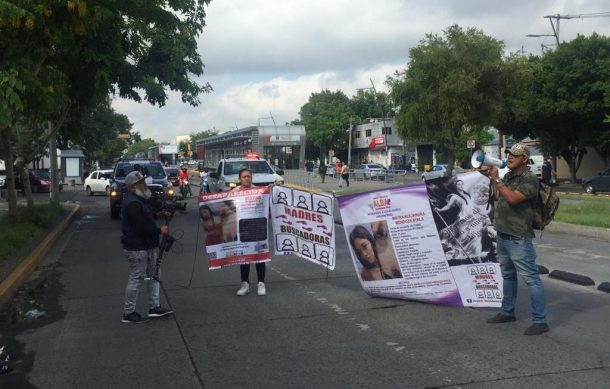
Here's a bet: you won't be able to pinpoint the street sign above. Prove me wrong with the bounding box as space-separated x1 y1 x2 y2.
467 139 476 149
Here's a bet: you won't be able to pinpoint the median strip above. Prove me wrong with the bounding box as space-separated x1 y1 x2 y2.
0 203 80 309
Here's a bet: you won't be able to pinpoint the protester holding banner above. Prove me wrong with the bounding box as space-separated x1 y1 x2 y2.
487 143 549 336
234 168 267 296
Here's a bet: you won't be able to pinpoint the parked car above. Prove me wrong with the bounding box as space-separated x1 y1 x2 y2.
421 164 465 181
84 169 113 196
29 169 64 192
0 170 5 189
208 156 284 192
353 163 388 180
582 168 610 194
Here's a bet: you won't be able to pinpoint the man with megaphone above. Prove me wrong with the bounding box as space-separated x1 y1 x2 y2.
482 143 549 336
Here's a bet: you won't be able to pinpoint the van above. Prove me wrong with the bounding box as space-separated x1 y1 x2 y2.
498 156 543 179
528 155 544 178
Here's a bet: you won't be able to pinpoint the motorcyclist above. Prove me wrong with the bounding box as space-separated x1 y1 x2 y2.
179 167 192 197
200 167 209 194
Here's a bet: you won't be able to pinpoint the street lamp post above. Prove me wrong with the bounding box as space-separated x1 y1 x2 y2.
347 117 352 168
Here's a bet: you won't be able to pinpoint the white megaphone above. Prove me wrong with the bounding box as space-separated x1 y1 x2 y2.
471 150 507 169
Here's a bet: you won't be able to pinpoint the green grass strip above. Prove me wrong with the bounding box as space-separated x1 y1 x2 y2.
0 203 63 264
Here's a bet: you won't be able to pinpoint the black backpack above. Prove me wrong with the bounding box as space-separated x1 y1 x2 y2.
532 180 560 230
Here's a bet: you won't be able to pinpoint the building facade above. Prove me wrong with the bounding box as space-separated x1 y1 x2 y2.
197 125 306 169
351 118 433 171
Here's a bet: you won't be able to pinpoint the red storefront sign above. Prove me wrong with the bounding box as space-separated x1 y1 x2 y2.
368 136 385 150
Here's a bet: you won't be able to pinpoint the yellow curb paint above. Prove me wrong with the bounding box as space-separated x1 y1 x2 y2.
0 203 80 307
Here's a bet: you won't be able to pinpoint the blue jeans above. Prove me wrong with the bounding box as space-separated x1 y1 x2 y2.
497 236 547 323
124 249 160 315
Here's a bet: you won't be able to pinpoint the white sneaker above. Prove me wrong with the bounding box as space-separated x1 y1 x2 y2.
257 282 266 296
236 281 250 296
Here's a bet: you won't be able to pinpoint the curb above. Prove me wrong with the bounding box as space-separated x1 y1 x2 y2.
0 203 80 309
598 282 610 293
548 270 595 286
544 221 610 241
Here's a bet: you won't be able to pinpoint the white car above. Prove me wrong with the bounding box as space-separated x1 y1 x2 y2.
422 164 465 181
84 169 114 196
208 157 284 192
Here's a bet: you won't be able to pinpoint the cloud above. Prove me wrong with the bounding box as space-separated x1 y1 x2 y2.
112 0 610 143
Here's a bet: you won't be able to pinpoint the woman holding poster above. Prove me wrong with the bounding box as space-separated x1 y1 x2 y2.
234 168 267 296
349 225 397 281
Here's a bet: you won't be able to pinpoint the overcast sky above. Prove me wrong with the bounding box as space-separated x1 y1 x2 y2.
111 0 610 143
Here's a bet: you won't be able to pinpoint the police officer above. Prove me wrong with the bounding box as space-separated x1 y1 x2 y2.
121 171 173 323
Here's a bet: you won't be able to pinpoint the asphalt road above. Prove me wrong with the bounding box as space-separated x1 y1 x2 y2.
1 186 609 388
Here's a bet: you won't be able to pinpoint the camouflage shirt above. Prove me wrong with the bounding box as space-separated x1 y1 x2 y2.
494 169 539 238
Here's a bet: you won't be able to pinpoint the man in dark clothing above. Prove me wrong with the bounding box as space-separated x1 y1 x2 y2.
305 160 314 184
541 158 556 186
318 162 327 183
121 171 173 323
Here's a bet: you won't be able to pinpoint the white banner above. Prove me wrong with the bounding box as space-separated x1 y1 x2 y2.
198 187 271 269
338 172 501 307
270 186 336 270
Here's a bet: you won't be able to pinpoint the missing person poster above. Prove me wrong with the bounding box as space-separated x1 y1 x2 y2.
339 184 462 305
338 172 501 307
426 172 502 307
198 187 271 269
270 186 336 270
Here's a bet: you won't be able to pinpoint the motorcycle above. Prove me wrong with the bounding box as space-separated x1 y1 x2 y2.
179 178 191 198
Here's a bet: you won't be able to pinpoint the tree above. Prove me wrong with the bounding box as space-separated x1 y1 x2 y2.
125 139 157 158
388 25 505 173
1 0 212 216
490 53 537 157
60 99 133 167
525 34 610 181
350 89 394 122
299 90 353 161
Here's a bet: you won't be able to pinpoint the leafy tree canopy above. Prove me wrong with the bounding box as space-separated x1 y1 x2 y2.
125 138 156 158
299 89 353 160
388 25 505 170
526 34 610 180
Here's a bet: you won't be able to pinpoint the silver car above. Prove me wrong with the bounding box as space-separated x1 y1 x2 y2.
421 164 465 181
353 163 388 180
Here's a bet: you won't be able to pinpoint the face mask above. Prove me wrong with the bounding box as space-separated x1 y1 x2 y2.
135 187 152 199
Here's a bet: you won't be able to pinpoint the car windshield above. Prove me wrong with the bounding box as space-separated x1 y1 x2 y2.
224 160 274 175
367 164 385 169
115 162 166 179
33 170 50 178
165 168 179 177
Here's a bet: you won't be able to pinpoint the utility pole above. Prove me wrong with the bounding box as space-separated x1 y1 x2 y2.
347 117 352 168
543 12 610 46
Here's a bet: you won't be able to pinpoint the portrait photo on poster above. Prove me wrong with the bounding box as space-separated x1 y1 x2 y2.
347 223 402 282
199 204 224 246
426 174 497 266
200 200 238 243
